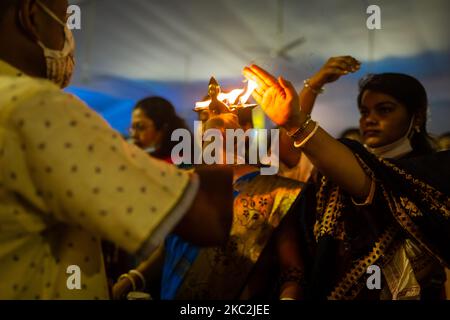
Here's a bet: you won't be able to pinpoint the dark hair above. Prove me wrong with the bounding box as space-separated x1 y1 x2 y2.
357 73 436 155
0 0 15 23
339 127 361 140
134 97 191 159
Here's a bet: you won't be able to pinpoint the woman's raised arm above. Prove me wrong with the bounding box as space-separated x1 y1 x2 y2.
243 64 371 199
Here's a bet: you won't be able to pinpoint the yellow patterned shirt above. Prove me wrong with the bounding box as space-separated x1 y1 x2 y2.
0 60 198 299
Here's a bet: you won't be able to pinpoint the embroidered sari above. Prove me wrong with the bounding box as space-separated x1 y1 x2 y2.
299 139 449 300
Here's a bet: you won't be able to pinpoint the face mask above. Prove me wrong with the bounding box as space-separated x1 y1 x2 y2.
366 116 415 159
143 146 157 154
127 137 157 154
35 1 75 88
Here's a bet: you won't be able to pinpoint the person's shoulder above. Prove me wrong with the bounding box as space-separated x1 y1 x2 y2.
0 73 58 96
1 73 75 100
3 76 90 119
0 77 103 133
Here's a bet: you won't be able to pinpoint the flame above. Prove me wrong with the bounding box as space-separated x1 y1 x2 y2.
195 80 257 109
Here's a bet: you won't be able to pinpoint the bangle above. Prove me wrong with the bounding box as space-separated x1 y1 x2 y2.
351 179 376 207
304 79 324 95
293 121 319 148
129 269 146 291
118 273 136 291
287 114 312 139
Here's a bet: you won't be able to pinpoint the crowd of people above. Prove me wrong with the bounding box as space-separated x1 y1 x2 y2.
1 0 449 300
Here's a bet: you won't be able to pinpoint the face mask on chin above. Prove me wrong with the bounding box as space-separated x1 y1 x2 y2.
35 0 75 88
127 137 158 154
143 146 157 154
366 116 415 159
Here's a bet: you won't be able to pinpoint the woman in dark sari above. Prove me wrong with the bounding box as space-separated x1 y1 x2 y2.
243 60 449 300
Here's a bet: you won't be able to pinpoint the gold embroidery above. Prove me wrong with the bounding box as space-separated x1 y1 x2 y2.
341 239 402 300
328 224 400 300
382 185 449 268
317 153 449 299
354 154 376 181
399 196 422 217
381 159 449 218
314 185 341 240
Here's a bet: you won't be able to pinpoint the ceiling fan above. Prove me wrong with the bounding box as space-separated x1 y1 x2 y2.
249 0 306 64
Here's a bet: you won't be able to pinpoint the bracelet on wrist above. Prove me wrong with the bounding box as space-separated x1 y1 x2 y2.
129 269 146 291
286 114 312 140
304 79 324 95
293 121 320 149
118 273 137 291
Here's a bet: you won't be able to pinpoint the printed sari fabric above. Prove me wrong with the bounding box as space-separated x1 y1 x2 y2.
301 139 449 300
175 173 304 299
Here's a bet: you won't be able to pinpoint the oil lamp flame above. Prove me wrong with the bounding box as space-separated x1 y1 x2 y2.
195 78 258 113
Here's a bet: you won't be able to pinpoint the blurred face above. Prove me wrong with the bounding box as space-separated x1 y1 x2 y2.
4 0 71 80
359 90 412 148
130 108 162 149
203 114 241 164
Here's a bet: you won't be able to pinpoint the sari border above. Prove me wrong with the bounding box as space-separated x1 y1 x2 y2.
328 223 400 300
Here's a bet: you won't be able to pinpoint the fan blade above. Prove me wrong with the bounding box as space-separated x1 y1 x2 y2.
277 52 292 62
277 37 306 55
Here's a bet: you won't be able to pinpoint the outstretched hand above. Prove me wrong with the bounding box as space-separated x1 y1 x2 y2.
243 65 303 131
308 56 361 89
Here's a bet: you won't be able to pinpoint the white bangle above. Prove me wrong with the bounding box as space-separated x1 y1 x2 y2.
293 121 320 148
129 269 146 291
118 273 136 291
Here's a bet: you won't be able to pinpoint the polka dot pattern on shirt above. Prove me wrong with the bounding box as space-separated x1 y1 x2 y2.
1 71 194 299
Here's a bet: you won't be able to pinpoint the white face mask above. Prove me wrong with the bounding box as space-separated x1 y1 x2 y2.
35 1 75 88
366 116 415 159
